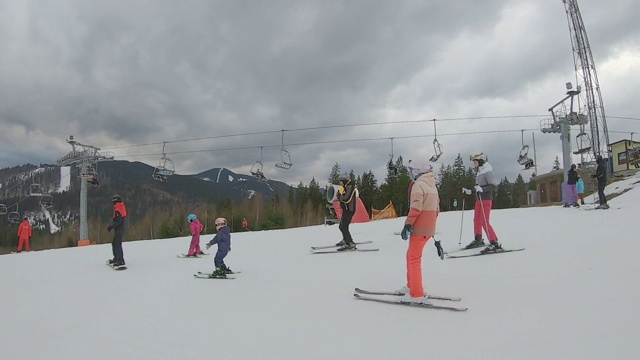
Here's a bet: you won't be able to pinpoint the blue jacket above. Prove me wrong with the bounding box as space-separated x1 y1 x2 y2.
577 178 585 194
208 226 231 253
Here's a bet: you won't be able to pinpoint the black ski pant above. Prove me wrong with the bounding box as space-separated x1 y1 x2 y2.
339 210 355 244
598 180 607 205
112 233 124 263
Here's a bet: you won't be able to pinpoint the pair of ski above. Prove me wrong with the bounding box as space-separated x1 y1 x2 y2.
177 253 209 258
193 270 240 280
310 240 379 254
444 246 525 259
354 288 467 311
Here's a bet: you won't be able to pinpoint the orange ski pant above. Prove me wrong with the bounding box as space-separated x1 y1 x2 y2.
406 234 431 297
18 237 30 252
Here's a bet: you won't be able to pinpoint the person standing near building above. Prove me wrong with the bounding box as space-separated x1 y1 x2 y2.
592 155 609 209
107 194 127 268
17 217 32 253
577 176 586 205
565 164 579 207
462 153 502 253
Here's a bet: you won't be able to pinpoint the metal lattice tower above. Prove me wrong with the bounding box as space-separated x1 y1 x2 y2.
57 136 114 245
562 0 610 160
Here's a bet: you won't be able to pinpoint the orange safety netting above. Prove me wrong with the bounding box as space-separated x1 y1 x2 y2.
371 201 398 220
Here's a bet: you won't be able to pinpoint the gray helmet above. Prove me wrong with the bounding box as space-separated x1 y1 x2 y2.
112 194 122 203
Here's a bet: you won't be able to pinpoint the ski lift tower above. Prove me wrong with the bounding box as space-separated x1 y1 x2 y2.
57 135 114 246
562 0 610 162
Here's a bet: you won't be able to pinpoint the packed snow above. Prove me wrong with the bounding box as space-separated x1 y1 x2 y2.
2 175 639 359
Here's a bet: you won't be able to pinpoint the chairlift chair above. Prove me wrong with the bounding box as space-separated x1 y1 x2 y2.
573 131 592 155
153 142 175 182
275 130 293 169
250 147 269 181
7 204 19 224
29 183 44 197
40 194 53 208
429 119 443 162
80 164 97 179
0 204 7 216
387 138 398 177
517 130 535 169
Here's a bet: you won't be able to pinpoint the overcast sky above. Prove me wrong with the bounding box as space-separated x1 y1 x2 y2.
1 0 639 187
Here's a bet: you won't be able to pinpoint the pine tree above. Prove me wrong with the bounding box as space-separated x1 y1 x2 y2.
328 163 341 184
512 174 527 207
553 156 561 171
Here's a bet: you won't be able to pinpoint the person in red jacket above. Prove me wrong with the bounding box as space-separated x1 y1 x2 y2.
17 217 32 252
107 194 127 268
242 217 248 231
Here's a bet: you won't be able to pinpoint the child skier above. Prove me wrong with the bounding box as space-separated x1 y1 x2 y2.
186 213 205 256
205 217 232 278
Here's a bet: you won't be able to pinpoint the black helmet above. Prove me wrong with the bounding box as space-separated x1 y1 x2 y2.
596 155 603 161
112 194 122 203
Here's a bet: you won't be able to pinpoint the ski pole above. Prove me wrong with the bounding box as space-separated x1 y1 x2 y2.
458 197 465 247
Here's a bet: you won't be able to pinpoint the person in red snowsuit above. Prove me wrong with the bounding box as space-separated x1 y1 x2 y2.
17 217 32 252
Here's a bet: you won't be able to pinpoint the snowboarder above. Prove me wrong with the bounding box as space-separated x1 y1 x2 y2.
398 159 442 304
205 217 232 277
334 174 357 251
462 153 501 253
17 217 32 252
186 213 205 256
107 194 127 268
592 155 609 209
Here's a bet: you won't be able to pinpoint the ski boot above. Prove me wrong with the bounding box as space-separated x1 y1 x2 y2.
221 265 233 274
464 235 485 250
337 242 357 252
480 241 503 254
208 267 227 278
335 239 345 246
400 293 432 305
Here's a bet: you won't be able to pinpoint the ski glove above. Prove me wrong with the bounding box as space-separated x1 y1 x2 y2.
106 225 113 232
462 188 472 195
337 185 346 195
434 240 444 260
474 185 483 193
205 243 211 250
400 224 413 240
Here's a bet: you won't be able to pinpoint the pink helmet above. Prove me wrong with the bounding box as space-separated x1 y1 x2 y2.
215 217 227 230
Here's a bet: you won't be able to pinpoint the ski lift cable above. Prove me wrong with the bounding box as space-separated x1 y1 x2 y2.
114 128 540 159
101 115 548 151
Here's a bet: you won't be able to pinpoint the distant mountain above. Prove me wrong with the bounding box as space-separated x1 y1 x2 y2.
0 160 295 231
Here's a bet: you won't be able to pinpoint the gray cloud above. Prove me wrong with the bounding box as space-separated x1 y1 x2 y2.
0 0 639 186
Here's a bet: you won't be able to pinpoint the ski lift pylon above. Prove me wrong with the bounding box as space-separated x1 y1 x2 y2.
517 130 535 170
429 119 443 162
275 130 293 169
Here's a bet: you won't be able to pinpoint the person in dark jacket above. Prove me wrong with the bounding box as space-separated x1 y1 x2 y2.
565 164 579 207
206 217 232 278
591 155 609 209
335 174 358 251
107 194 127 267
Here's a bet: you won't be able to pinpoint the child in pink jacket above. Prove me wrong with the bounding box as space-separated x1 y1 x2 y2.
187 214 205 256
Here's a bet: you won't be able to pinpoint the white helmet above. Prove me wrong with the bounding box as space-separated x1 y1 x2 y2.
407 159 433 180
215 217 227 230
470 153 487 162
